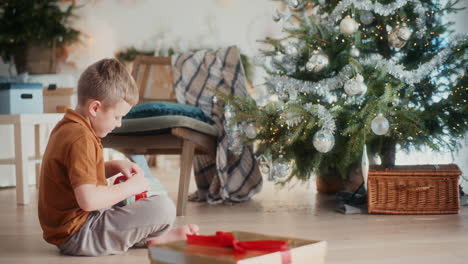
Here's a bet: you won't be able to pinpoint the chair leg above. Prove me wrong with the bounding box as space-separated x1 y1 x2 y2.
177 140 195 216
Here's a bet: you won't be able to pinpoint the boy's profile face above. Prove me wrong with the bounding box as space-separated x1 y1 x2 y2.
91 100 132 138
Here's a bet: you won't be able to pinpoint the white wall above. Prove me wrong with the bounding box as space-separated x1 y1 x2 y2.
0 0 466 188
0 0 283 186
61 0 282 77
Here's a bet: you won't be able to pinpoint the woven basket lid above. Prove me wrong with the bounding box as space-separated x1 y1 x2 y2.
369 164 461 177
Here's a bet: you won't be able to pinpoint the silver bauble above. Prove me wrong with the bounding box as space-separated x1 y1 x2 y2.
371 114 390 135
344 74 367 96
224 105 235 119
339 16 359 35
258 155 272 176
273 155 290 178
272 11 281 22
398 24 412 40
261 163 271 176
287 0 303 10
244 123 257 139
306 51 329 72
225 110 234 119
313 130 335 153
388 24 412 49
212 96 218 104
229 126 243 156
285 43 299 56
361 145 369 189
360 11 374 25
350 45 360 57
354 74 367 95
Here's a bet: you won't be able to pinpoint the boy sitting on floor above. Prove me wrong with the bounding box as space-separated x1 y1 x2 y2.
38 58 198 256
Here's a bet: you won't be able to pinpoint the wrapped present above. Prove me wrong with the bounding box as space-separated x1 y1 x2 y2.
113 174 167 206
149 231 327 264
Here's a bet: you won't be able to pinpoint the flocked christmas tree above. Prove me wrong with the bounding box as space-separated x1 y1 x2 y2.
215 0 467 184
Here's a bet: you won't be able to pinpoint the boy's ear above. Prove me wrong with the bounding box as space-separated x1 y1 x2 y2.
88 100 102 117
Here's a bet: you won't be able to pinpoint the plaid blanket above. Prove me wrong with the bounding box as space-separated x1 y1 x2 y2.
172 46 263 204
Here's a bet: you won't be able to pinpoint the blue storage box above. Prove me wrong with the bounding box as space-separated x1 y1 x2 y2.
0 83 43 114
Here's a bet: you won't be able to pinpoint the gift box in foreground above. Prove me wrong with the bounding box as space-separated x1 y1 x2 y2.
148 231 327 264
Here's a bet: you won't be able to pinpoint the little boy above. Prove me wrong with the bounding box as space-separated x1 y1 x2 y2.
38 58 198 256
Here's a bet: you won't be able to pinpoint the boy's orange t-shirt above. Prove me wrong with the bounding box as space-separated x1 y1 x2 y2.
38 109 107 245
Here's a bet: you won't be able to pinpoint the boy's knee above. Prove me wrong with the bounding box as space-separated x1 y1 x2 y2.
146 195 176 223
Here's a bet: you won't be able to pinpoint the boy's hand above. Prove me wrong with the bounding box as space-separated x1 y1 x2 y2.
105 160 145 179
120 160 144 178
125 172 150 195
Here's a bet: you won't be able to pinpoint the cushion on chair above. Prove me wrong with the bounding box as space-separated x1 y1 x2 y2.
112 115 218 136
123 101 214 124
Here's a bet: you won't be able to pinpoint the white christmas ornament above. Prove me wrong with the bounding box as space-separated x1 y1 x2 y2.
361 144 369 189
224 105 235 119
285 42 299 56
244 123 257 139
313 130 335 153
228 125 243 155
344 74 367 96
273 155 290 178
339 16 359 35
212 96 218 104
306 51 329 72
350 45 360 57
360 11 374 25
258 155 271 176
371 113 390 135
272 10 281 22
388 24 412 49
398 23 412 40
287 0 303 10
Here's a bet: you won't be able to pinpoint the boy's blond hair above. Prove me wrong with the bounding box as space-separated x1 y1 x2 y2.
77 58 139 107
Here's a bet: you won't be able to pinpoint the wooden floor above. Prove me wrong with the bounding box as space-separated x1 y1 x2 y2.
1 167 467 264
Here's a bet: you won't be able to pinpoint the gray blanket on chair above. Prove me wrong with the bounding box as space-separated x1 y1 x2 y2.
172 46 263 204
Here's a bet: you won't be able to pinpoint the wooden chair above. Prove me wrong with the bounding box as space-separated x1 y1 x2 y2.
102 56 218 216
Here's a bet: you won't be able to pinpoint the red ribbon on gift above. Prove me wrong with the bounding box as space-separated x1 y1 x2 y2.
186 231 291 263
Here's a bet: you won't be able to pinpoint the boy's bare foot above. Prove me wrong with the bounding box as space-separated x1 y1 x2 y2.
147 224 199 246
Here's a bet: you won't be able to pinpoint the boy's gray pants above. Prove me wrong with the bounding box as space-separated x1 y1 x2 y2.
58 195 176 256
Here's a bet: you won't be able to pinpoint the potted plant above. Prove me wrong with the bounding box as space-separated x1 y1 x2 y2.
0 0 80 74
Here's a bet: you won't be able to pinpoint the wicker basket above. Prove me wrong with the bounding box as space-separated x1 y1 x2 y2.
367 164 461 215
